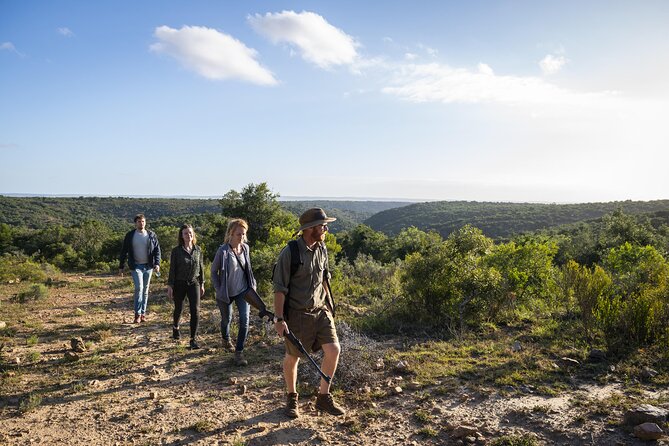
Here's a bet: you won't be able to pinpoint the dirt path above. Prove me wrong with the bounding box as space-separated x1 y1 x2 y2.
0 275 667 445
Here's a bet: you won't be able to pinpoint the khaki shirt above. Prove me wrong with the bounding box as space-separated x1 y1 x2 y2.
273 237 330 311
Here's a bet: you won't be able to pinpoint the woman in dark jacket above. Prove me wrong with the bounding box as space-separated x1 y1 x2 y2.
167 224 205 349
211 218 257 366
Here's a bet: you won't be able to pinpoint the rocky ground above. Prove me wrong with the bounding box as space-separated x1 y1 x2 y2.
1 274 668 445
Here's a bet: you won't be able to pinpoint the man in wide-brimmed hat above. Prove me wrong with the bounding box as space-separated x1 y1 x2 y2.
273 208 345 418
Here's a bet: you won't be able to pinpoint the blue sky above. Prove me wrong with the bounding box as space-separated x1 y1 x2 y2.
1 1 668 203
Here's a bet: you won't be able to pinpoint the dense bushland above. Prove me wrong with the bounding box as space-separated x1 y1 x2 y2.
2 186 669 356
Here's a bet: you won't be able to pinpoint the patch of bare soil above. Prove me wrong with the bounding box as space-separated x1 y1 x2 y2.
1 274 668 445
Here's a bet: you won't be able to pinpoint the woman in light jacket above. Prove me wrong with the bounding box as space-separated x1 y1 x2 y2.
211 218 257 366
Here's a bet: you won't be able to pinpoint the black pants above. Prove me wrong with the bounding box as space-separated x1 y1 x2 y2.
173 281 200 339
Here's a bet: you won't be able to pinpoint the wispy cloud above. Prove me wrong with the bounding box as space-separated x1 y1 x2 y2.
1 42 25 57
417 43 438 57
150 25 277 86
57 27 74 37
248 10 358 69
539 54 568 75
382 62 612 106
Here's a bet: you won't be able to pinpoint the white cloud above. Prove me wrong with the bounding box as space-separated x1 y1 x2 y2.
539 54 568 75
248 10 358 69
382 62 613 106
404 52 417 60
57 27 74 37
1 41 25 57
417 43 438 57
150 25 277 86
477 63 494 76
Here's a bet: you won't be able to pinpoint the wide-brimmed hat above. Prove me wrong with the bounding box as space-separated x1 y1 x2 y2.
298 208 336 232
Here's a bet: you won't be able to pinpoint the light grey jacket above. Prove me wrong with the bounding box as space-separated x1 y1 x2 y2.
210 243 257 305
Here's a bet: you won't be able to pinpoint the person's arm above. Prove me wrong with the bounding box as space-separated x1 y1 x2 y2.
167 249 177 285
274 291 288 335
245 244 258 290
210 247 222 293
198 249 205 296
166 248 177 299
152 232 161 272
272 246 291 335
118 232 129 274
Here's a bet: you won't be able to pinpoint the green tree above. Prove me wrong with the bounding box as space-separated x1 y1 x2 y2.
559 260 612 339
67 220 113 267
0 223 13 253
383 226 442 261
603 242 668 297
486 239 558 312
597 243 669 349
338 224 388 262
401 225 501 334
219 183 295 246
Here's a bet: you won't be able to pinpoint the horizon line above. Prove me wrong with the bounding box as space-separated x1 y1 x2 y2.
2 192 668 206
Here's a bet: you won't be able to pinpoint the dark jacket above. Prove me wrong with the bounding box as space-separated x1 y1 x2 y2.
211 243 257 305
119 229 161 270
167 245 204 286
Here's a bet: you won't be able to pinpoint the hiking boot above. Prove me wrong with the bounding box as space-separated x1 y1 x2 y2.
189 339 200 349
223 338 235 352
172 327 180 340
285 392 299 418
234 351 248 366
133 314 140 324
315 393 346 416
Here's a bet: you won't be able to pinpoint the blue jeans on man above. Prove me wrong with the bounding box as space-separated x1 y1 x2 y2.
219 289 250 351
130 264 153 317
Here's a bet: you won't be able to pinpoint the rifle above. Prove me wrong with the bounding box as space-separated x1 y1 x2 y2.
243 288 332 384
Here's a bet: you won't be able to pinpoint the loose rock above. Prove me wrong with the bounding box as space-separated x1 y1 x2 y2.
588 349 607 361
64 351 79 362
634 422 664 440
71 337 86 352
452 425 479 439
624 404 668 426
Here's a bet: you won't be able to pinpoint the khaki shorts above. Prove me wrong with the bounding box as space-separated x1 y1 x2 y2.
285 307 338 357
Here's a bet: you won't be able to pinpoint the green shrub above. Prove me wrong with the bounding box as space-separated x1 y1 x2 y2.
15 284 49 302
0 253 59 283
596 243 669 350
400 226 502 334
18 393 42 413
491 434 539 446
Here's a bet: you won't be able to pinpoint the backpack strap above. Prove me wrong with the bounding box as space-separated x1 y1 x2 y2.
288 240 301 277
283 240 301 320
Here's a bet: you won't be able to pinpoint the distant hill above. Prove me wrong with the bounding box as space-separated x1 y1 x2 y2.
0 196 221 230
364 200 669 239
280 200 411 232
0 196 410 232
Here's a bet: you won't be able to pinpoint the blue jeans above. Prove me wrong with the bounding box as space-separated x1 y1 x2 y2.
219 289 250 352
130 264 153 315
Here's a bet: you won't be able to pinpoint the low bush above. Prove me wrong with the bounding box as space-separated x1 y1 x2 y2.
0 253 59 283
15 284 49 303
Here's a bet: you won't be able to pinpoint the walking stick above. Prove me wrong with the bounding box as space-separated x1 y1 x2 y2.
244 288 332 384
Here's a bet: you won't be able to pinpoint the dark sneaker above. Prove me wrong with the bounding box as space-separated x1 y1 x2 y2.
172 328 180 340
133 314 140 324
223 338 235 352
285 392 299 418
234 351 248 366
315 393 346 416
189 339 200 349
